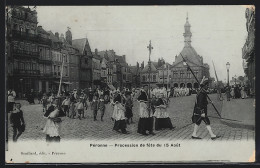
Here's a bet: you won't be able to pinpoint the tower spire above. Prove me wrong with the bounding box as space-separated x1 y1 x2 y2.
183 13 192 47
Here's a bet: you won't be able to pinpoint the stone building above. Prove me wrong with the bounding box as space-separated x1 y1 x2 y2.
140 62 159 88
92 49 101 89
6 6 40 97
170 15 210 89
37 26 52 93
130 62 141 88
72 37 93 89
242 7 255 95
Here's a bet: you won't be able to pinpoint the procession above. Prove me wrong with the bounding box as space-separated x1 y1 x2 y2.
6 6 255 143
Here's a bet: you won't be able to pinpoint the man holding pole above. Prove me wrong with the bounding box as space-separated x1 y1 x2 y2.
191 77 221 140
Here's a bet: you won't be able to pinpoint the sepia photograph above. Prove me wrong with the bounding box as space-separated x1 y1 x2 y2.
5 5 255 163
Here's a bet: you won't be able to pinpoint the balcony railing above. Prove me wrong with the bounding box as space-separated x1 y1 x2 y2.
12 11 38 23
13 48 39 59
13 69 40 76
12 30 52 45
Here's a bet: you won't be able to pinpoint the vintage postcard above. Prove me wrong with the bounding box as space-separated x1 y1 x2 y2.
5 5 255 163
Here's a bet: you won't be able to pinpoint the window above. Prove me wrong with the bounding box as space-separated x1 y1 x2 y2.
180 71 184 78
153 75 156 82
64 66 68 76
58 66 60 76
19 63 24 70
54 65 56 75
85 58 88 64
14 61 18 69
142 75 145 82
194 71 199 77
187 72 191 78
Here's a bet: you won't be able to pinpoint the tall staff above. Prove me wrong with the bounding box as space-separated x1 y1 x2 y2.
57 54 65 97
147 40 153 115
212 60 223 100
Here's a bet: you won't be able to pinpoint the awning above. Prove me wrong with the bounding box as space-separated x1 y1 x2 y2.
108 84 116 90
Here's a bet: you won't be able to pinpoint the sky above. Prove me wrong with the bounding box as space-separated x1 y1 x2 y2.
35 5 249 81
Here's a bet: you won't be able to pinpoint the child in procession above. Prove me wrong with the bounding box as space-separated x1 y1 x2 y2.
98 95 106 121
91 95 99 121
10 103 25 142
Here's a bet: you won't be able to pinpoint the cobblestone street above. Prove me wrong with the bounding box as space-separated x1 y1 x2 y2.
7 94 255 142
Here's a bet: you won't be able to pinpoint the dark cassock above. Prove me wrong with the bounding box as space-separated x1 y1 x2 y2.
191 77 220 140
111 93 127 134
137 88 155 135
153 96 174 130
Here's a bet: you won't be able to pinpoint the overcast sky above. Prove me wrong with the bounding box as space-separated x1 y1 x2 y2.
35 5 248 81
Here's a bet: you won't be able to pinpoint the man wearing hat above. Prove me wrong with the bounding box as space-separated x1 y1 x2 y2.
191 77 220 140
137 85 155 136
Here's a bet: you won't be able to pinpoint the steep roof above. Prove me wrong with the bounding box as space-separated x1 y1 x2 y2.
47 31 61 43
142 62 157 73
98 50 115 62
130 66 138 75
173 45 203 67
158 63 172 69
37 26 49 35
72 38 93 56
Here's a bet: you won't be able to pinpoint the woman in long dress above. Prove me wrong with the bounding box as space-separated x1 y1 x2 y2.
153 93 174 131
43 99 62 142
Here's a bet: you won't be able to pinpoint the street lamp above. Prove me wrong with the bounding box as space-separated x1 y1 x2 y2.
234 75 237 85
226 62 230 86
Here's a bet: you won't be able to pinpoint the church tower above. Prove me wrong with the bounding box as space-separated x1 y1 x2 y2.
183 13 192 47
66 27 72 45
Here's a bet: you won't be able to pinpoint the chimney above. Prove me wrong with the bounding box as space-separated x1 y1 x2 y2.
95 48 98 55
141 61 144 69
55 32 59 38
122 55 126 62
175 55 177 61
137 62 139 69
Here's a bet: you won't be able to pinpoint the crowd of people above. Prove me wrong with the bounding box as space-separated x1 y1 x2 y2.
225 84 250 101
8 80 250 142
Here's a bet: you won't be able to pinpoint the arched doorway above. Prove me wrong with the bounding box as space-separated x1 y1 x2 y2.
194 82 199 89
180 83 185 88
173 83 178 87
187 83 192 88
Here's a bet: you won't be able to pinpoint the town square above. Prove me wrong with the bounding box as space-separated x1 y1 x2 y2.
6 6 255 142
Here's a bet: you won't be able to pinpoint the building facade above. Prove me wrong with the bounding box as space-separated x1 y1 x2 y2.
6 6 40 97
242 7 255 95
72 38 93 89
170 15 210 89
37 26 52 93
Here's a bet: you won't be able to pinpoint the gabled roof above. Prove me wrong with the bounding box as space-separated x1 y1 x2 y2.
142 62 157 73
98 50 115 62
130 66 138 75
72 38 93 56
47 31 61 43
37 26 49 35
173 45 203 67
158 63 172 70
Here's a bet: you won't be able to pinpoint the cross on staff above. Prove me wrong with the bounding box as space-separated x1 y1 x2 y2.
147 40 153 114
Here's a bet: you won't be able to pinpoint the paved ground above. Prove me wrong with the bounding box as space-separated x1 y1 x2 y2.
7 94 255 141
221 97 255 129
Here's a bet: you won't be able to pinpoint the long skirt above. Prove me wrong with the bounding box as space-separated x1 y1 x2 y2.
137 117 153 134
46 135 60 142
113 120 127 133
125 107 133 119
155 117 174 130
